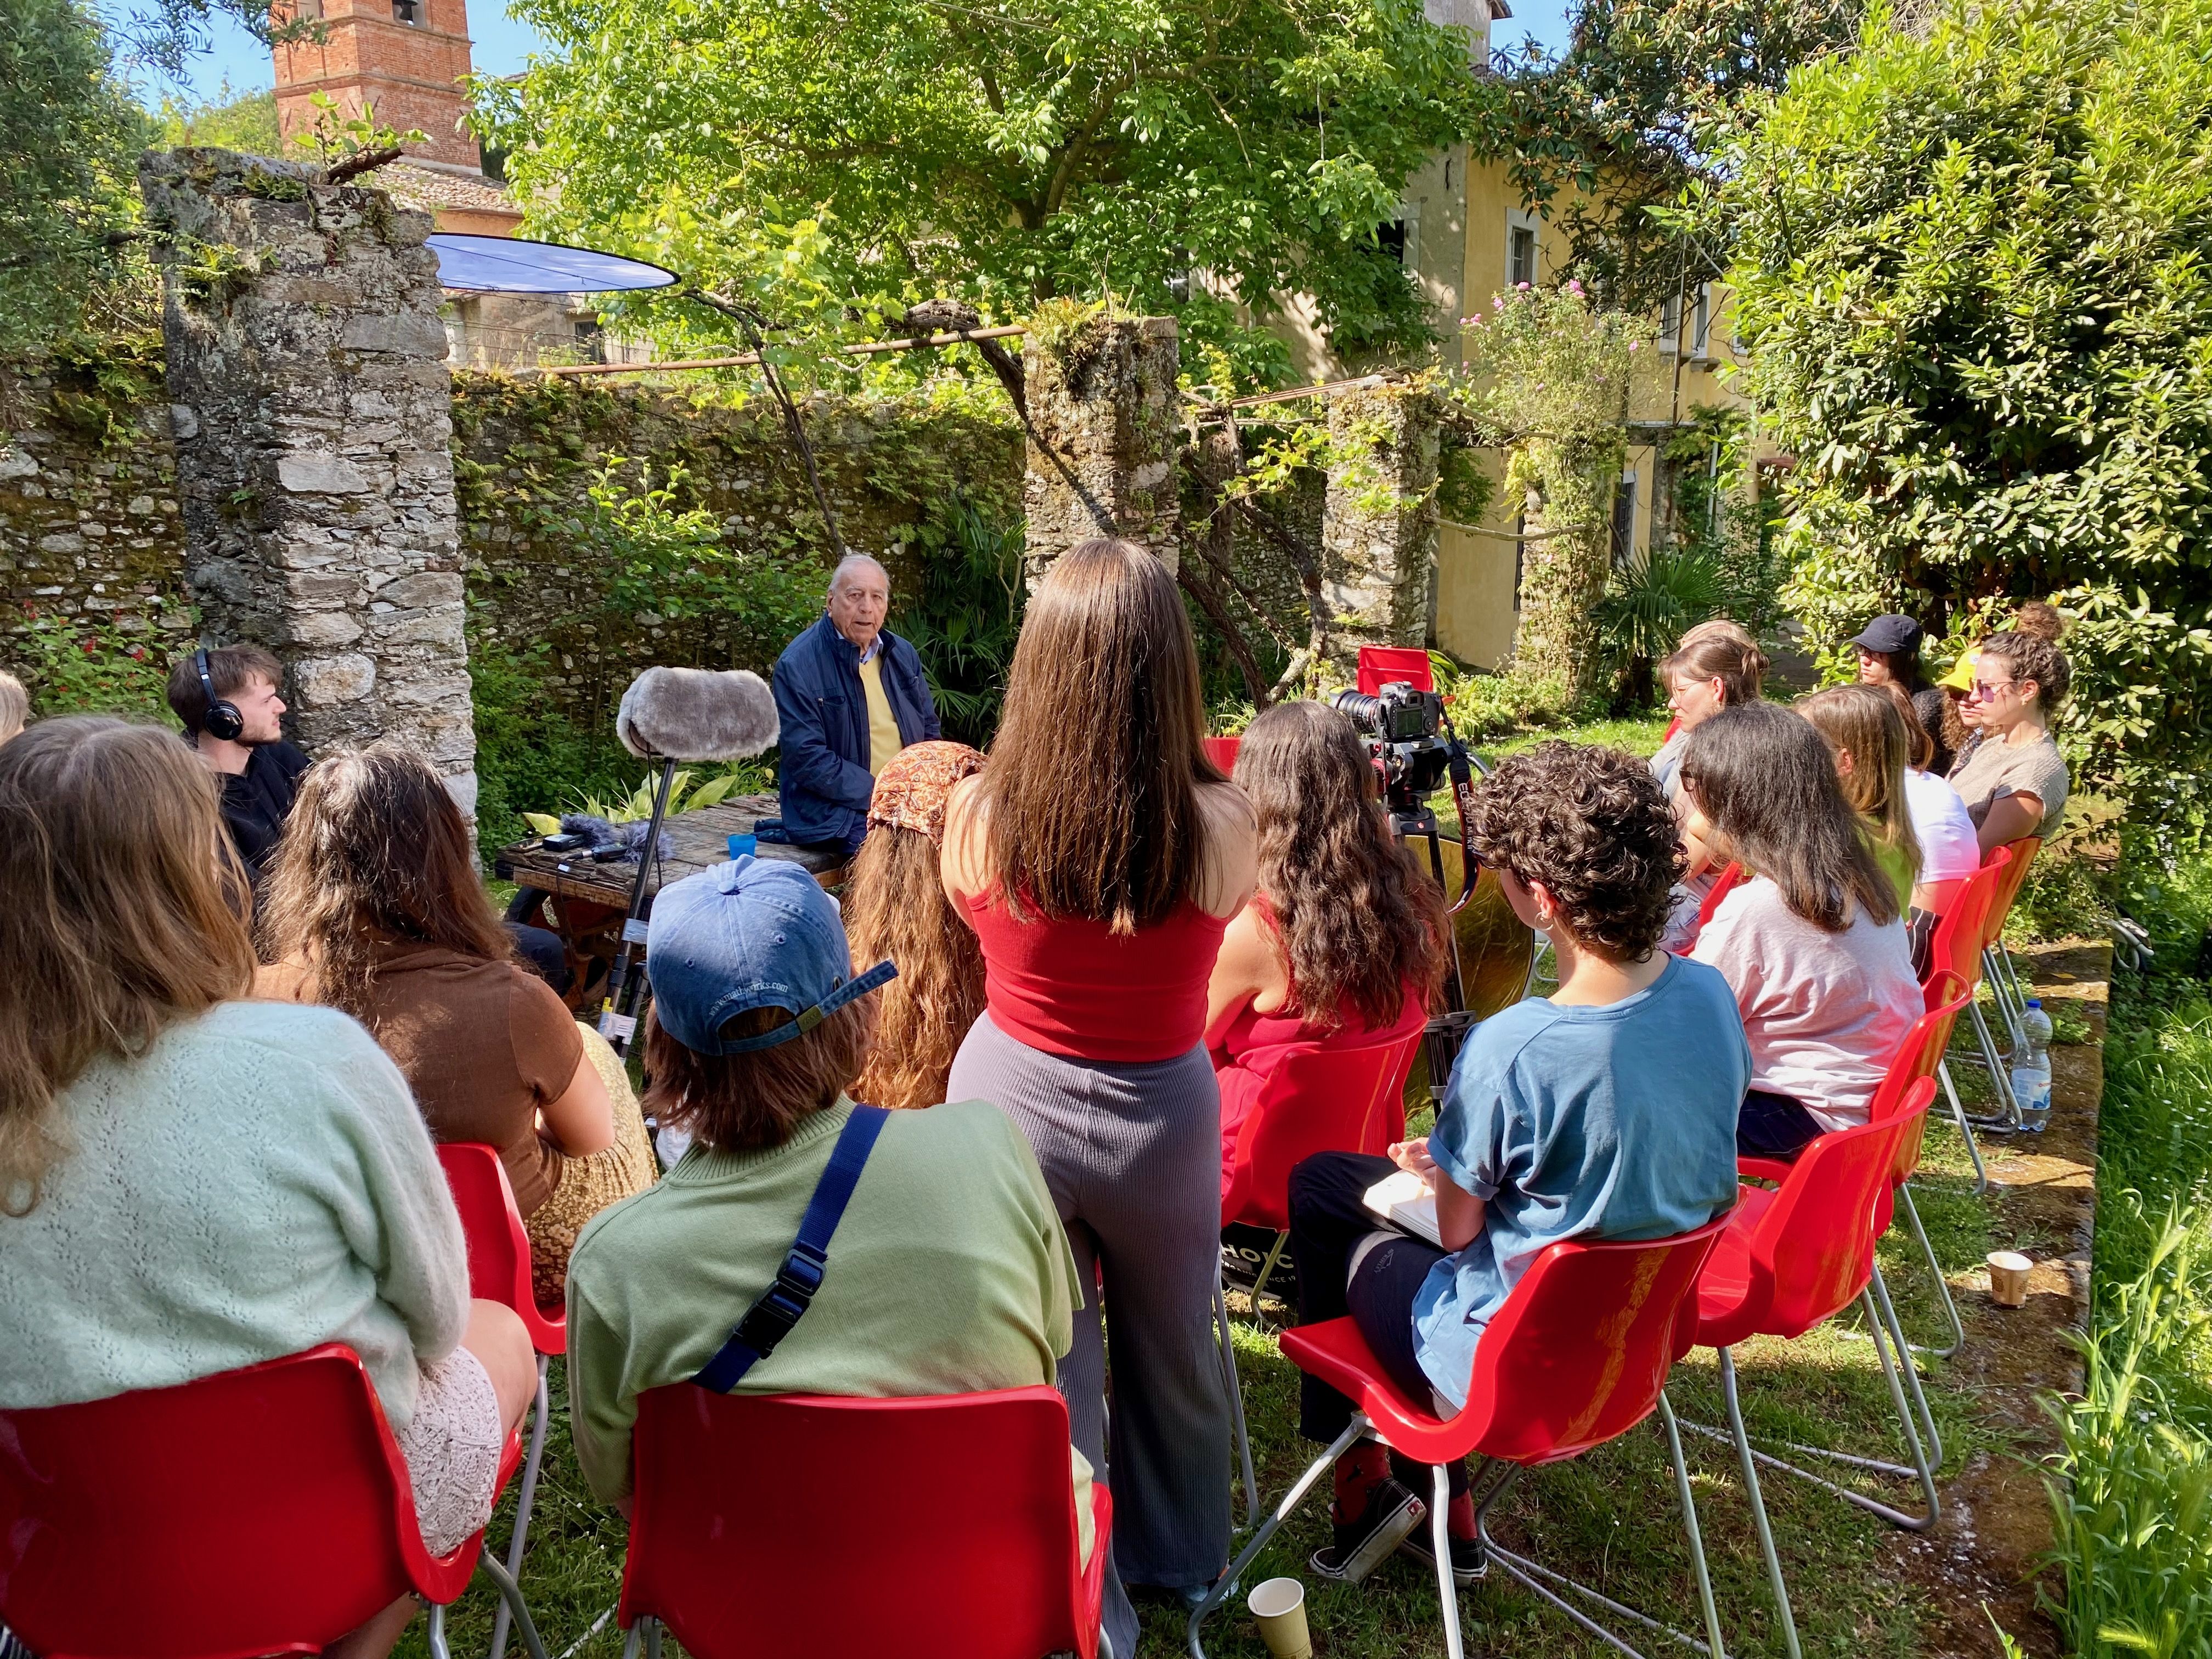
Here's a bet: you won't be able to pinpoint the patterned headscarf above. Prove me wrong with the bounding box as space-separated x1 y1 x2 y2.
865 740 985 845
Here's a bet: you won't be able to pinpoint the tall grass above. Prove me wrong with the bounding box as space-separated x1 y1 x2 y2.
2048 842 2212 1657
2050 1214 2212 1658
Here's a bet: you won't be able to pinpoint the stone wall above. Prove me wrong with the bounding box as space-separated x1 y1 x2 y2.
142 148 478 800
0 360 1023 730
454 376 1024 731
0 357 195 650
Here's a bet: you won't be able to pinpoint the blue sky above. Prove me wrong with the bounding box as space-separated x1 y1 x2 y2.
117 0 1572 106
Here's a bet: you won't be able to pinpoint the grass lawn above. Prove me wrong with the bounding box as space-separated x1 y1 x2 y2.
417 709 2046 1659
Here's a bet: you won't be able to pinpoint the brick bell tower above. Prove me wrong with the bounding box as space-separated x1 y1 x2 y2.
272 0 482 173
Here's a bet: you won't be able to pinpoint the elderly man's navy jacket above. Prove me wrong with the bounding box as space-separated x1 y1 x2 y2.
771 613 941 846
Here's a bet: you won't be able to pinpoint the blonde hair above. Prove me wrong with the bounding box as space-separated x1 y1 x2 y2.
0 670 26 742
1799 685 1921 893
0 718 256 1214
844 825 986 1109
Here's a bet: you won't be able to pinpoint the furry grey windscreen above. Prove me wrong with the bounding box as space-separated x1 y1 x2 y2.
616 668 779 761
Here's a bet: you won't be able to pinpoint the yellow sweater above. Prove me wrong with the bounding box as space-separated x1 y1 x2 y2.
857 652 902 775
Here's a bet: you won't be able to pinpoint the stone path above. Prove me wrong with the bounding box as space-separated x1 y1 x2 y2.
1889 939 2107 1656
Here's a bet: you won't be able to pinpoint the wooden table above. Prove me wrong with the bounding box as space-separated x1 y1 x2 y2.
493 794 845 1010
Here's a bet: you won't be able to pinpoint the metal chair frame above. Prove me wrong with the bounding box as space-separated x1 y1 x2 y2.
1677 1088 1942 1659
436 1144 566 1659
1214 1271 1257 1528
1191 1220 1734 1659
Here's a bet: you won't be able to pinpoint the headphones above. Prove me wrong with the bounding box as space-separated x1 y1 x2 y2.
194 649 246 743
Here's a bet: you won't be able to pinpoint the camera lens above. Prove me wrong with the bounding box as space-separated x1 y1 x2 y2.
1329 689 1384 732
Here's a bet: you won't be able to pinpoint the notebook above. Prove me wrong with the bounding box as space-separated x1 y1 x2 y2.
1361 1168 1443 1249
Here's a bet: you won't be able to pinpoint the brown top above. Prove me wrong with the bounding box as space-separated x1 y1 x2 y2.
1948 732 2070 839
257 942 584 1216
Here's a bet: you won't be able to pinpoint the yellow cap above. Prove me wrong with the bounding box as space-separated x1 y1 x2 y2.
1936 647 1978 692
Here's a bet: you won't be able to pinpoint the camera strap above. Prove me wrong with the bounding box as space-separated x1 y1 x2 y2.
691 1103 889 1393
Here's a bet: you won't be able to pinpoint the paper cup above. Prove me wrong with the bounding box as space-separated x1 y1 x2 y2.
1248 1576 1313 1659
1988 1250 2033 1307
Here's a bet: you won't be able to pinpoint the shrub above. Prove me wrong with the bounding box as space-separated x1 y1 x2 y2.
1706 0 2212 822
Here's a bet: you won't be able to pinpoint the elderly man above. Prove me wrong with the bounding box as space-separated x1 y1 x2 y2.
769 554 940 857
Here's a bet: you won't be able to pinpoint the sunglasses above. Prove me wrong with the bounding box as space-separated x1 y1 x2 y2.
1970 679 2016 700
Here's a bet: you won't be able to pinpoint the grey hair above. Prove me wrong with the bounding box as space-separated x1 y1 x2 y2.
827 554 890 603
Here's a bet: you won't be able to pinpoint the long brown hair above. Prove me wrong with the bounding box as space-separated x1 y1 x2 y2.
1662 620 1769 707
1871 679 1936 771
1681 702 1900 932
1800 685 1921 891
845 744 989 1109
258 742 515 1020
1234 701 1445 1028
975 539 1223 933
0 718 257 1214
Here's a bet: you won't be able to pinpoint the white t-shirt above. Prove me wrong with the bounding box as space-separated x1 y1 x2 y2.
1691 875 1921 1133
1901 768 1982 887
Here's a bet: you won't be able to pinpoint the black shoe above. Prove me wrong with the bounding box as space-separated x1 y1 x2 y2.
1310 1478 1426 1585
1399 1526 1487 1587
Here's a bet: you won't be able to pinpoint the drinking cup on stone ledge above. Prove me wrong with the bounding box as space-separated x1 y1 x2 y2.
1987 1250 2033 1307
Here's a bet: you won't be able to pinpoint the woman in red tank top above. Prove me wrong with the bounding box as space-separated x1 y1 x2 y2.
941 539 1254 1639
1206 701 1448 1189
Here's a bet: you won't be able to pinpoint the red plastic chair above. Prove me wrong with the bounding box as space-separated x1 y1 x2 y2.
1210 1022 1424 1523
616 1385 1113 1659
438 1143 565 1659
1220 1025 1429 1294
1356 647 1435 695
1980 833 2045 1073
1190 1215 1734 1659
0 1344 546 1659
1682 1082 1938 1659
1739 973 1977 1359
1926 845 2018 1147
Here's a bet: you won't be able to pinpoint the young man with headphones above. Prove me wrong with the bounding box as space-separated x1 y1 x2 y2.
165 644 311 885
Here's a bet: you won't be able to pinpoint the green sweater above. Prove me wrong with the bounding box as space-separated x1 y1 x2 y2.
0 1000 469 1427
566 1096 1090 1541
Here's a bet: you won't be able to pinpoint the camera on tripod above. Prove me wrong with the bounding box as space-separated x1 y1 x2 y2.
1329 676 1452 810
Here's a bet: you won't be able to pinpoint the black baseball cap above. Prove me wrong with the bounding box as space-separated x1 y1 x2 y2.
1849 614 1923 655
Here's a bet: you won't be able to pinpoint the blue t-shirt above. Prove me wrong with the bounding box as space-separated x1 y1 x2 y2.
1412 953 1750 1408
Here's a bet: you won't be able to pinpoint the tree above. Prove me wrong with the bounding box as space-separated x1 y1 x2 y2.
156 81 283 156
1451 282 1640 696
472 0 1477 375
111 0 319 81
1471 0 1861 312
1707 0 2212 814
0 0 149 351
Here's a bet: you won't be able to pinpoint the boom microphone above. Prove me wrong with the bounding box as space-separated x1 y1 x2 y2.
616 667 779 763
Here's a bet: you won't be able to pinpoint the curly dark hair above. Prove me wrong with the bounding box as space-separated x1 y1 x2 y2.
1468 741 1683 962
1976 629 2071 713
1234 699 1447 1029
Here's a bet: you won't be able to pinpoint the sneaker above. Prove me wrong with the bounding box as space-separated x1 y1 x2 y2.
1399 1526 1488 1587
1310 1478 1426 1585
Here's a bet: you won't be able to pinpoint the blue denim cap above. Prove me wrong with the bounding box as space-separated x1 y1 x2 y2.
646 855 896 1056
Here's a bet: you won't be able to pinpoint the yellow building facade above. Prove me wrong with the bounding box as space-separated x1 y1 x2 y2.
1273 0 1760 669
1436 170 1753 668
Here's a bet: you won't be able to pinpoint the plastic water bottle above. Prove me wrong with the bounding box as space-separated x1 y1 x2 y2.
2010 1000 2053 1132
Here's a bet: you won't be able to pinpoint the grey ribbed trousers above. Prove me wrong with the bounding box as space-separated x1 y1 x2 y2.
948 1012 1233 1655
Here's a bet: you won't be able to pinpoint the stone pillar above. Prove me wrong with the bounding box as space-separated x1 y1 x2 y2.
140 148 476 812
1020 314 1182 583
1319 381 1440 676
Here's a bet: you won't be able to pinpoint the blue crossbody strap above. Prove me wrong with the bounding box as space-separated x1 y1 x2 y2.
691 1104 890 1393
